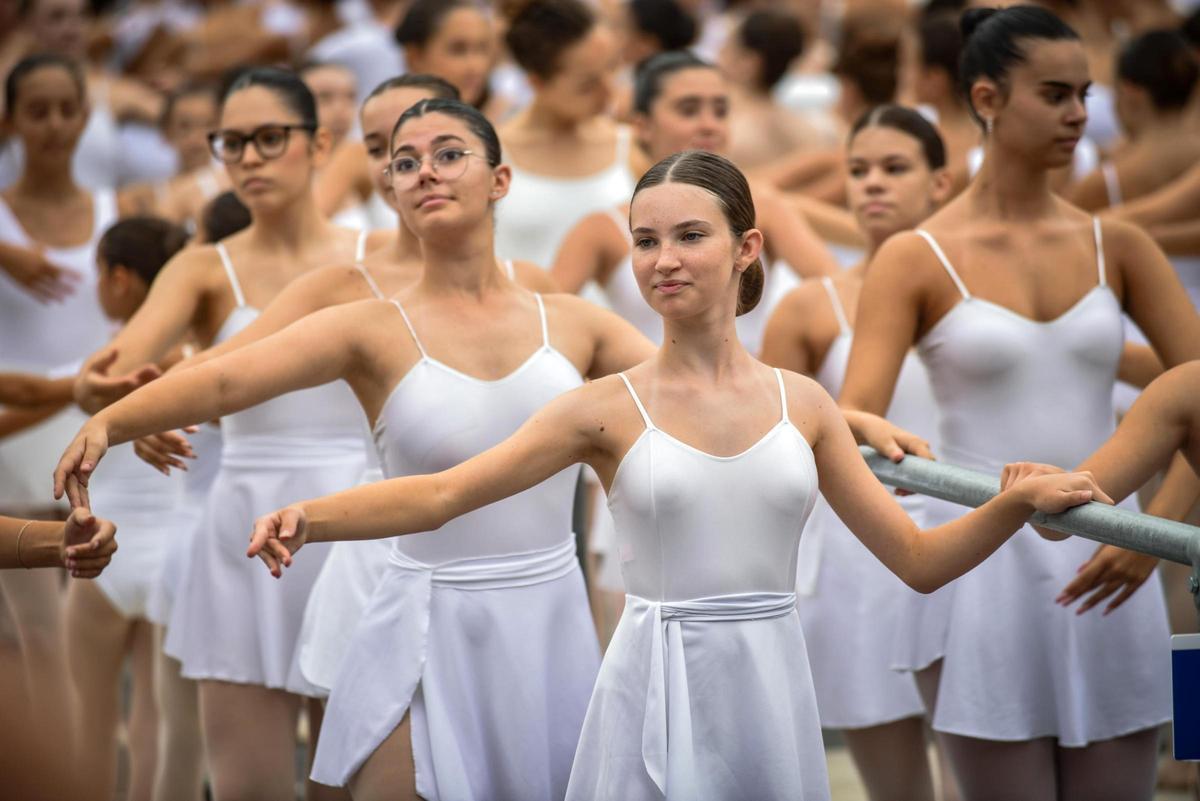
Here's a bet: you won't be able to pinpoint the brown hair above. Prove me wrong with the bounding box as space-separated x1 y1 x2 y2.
632 150 763 316
501 0 595 80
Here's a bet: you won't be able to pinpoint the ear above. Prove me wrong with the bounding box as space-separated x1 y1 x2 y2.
489 164 512 202
402 45 424 72
928 166 954 206
631 111 652 153
310 126 334 168
734 228 764 274
969 77 1003 128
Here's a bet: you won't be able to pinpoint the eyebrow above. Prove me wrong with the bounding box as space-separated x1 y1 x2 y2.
631 219 713 235
1040 80 1092 92
393 133 467 154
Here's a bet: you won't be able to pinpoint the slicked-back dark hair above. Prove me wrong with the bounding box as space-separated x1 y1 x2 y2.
1117 30 1198 112
223 66 318 127
4 52 85 117
850 105 947 170
502 0 595 80
632 150 763 316
958 5 1080 127
633 50 717 115
98 217 189 287
366 74 460 105
390 97 501 166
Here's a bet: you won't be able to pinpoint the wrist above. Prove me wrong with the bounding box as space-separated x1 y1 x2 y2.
23 522 65 568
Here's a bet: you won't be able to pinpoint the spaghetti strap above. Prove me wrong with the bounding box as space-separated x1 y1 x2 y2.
614 125 632 166
1101 162 1122 208
503 259 515 280
355 263 384 299
617 373 655 430
1092 217 1107 287
773 368 790 424
605 206 631 244
820 277 851 335
534 293 550 347
215 243 247 307
388 299 428 359
355 229 369 263
915 229 971 300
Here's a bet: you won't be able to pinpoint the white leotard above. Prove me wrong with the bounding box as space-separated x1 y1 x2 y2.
567 369 830 800
0 189 117 510
494 126 637 269
312 293 599 798
163 240 371 695
795 277 933 729
896 220 1170 744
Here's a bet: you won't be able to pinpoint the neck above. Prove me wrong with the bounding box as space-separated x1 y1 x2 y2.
393 216 422 260
932 96 972 127
246 192 337 252
417 221 504 296
13 163 79 199
967 142 1056 220
657 300 750 380
523 98 584 136
1133 113 1192 142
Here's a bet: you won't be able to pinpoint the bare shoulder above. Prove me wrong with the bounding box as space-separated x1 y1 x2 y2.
365 229 393 253
1096 214 1157 258
540 291 610 324
287 263 380 305
774 280 828 322
778 368 839 438
868 228 943 285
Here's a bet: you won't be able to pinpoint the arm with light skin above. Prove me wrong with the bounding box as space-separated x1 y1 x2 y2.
511 260 561 293
1002 362 1200 613
759 284 821 375
0 508 118 577
0 405 67 440
549 294 657 380
55 300 382 507
1109 218 1200 368
1108 161 1200 229
1147 218 1200 256
751 184 840 278
248 369 1102 591
315 143 373 218
0 374 76 407
550 211 628 294
1117 343 1163 389
786 193 868 249
73 248 215 413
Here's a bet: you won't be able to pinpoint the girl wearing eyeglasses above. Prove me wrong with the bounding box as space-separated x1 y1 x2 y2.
67 66 369 800
57 97 656 800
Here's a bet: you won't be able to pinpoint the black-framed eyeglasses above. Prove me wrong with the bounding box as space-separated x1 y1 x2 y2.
207 124 316 164
384 146 480 190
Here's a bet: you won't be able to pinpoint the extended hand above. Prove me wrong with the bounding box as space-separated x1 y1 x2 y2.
61 508 118 578
247 506 309 578
2 245 81 302
842 409 934 462
1057 545 1158 615
75 349 162 412
1009 468 1114 515
133 429 196 475
53 420 110 508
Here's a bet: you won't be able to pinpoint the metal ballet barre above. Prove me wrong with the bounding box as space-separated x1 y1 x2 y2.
859 447 1200 614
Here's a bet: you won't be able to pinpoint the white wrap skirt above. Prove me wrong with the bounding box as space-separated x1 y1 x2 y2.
164 434 365 694
312 538 600 799
565 592 831 801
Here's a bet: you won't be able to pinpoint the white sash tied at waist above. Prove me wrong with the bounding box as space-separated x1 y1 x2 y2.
633 591 798 796
312 536 581 786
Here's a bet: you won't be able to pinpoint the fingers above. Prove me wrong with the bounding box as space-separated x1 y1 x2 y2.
1102 581 1144 615
133 433 193 474
896 433 934 461
53 436 87 499
89 348 119 376
64 473 90 510
278 507 303 540
1075 580 1122 615
1057 555 1108 606
246 514 279 558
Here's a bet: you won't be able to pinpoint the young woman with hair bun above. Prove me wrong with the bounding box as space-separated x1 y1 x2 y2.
239 147 1106 801
839 7 1200 798
56 97 654 801
761 105 953 801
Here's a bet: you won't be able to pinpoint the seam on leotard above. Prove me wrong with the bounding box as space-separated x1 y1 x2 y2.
773 368 791 424
215 243 247 307
617 373 655 430
533 293 550 348
355 263 385 299
1092 217 1107 287
819 277 851 335
388 299 429 359
914 229 971 300
1101 162 1122 208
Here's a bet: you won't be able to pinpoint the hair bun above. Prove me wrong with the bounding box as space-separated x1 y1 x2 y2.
498 0 551 22
960 7 998 41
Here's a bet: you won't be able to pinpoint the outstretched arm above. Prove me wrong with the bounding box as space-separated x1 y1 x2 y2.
248 380 604 574
807 376 1105 593
752 184 840 279
55 301 378 504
